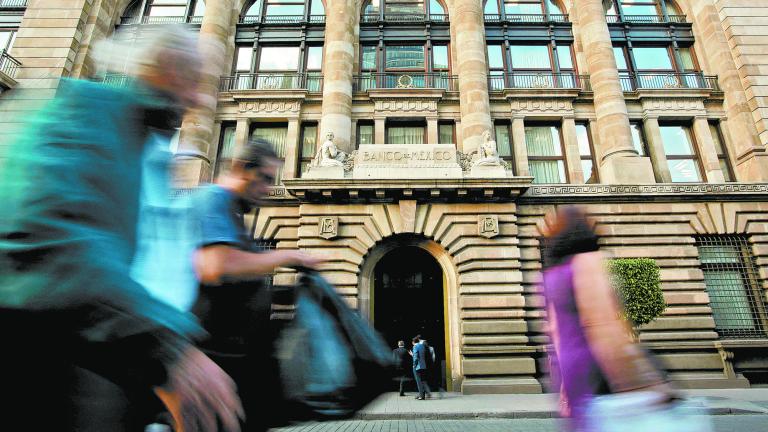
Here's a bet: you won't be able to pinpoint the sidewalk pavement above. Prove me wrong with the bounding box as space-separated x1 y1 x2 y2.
355 389 768 419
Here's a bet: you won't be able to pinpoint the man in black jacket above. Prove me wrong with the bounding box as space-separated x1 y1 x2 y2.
392 340 412 396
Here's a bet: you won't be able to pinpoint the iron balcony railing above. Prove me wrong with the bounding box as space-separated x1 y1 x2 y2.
102 73 131 87
484 14 568 23
605 14 687 24
119 15 205 25
219 73 323 92
487 72 589 91
359 13 450 23
0 0 26 8
353 72 458 91
239 15 326 24
0 49 21 79
619 72 719 91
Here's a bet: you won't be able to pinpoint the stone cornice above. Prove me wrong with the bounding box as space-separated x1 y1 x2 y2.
521 183 768 202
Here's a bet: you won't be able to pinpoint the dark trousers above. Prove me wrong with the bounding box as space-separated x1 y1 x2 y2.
397 373 409 395
413 369 431 398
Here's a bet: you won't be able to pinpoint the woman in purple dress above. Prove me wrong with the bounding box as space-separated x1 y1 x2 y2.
541 207 669 431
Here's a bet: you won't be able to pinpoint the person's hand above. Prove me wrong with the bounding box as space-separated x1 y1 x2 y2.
156 347 244 432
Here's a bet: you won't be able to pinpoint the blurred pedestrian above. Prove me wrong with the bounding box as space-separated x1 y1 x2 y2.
541 206 674 432
421 338 444 397
0 26 242 432
190 138 321 431
411 336 432 400
392 340 411 396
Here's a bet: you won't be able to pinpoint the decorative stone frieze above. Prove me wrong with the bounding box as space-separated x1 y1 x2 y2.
641 98 707 118
508 98 574 115
523 183 768 199
373 98 439 114
238 100 302 114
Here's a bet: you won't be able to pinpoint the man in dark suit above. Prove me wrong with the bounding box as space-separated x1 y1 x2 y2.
412 336 432 400
392 341 411 396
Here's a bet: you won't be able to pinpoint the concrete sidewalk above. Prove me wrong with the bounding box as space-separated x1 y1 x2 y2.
355 389 768 419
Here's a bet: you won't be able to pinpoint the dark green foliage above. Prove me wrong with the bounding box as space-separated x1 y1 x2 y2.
608 258 666 327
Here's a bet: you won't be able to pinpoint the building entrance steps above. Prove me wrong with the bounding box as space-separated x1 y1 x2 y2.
354 389 768 419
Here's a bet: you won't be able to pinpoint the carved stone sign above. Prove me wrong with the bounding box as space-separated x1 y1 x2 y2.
319 216 338 239
478 215 499 238
353 144 462 179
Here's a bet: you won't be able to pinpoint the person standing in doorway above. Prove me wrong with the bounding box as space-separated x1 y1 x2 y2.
392 340 412 396
412 336 432 400
421 338 443 397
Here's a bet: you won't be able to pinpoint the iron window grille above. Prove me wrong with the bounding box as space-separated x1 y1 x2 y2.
696 235 768 339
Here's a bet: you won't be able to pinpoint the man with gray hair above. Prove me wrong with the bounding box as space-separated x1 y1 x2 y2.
0 26 242 432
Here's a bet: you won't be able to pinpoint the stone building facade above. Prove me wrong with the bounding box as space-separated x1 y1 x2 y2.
2 0 768 393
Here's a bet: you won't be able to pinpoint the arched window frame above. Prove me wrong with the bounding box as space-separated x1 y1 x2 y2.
120 0 206 25
604 0 685 24
360 0 449 23
241 0 325 25
482 0 567 24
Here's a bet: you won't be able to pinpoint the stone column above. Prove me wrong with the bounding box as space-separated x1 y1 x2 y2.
282 119 301 180
176 0 236 187
319 0 356 153
375 117 386 144
453 0 493 153
512 116 529 177
562 116 585 184
574 0 655 183
642 116 672 183
427 117 439 144
692 116 725 183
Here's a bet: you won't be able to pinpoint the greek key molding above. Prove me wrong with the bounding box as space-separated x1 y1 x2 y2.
524 183 768 197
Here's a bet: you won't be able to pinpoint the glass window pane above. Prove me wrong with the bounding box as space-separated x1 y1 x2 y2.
252 125 288 184
386 0 424 14
581 160 596 183
660 125 694 155
525 126 562 156
387 126 425 144
557 45 573 69
505 1 542 14
359 124 374 145
668 159 701 182
487 45 505 69
193 0 206 16
301 125 318 158
259 46 299 70
311 0 325 15
630 122 646 155
236 46 253 71
430 0 445 14
148 6 186 16
364 0 380 14
219 125 236 161
0 31 14 51
613 47 628 70
495 124 512 157
307 46 323 70
679 47 695 71
386 46 425 70
529 160 566 183
484 0 499 14
439 124 454 144
666 1 681 15
633 47 673 70
621 3 658 15
575 124 591 156
703 270 755 330
719 159 733 182
510 45 551 69
546 0 562 14
709 123 725 155
700 244 740 264
245 1 261 15
433 46 449 70
362 46 377 70
266 4 304 15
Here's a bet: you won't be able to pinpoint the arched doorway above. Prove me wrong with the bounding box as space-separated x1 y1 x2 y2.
373 246 446 389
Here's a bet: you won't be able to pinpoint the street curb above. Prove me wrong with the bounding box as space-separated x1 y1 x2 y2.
354 408 767 420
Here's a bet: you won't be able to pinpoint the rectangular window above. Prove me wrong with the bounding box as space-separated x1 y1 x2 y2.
385 45 425 70
361 45 378 71
630 121 648 156
385 0 424 14
494 121 514 166
0 30 17 52
709 122 735 182
251 123 288 184
387 122 425 144
357 122 374 147
306 46 323 92
576 123 597 183
504 0 543 15
259 46 300 71
299 123 318 177
632 47 673 70
487 45 506 90
620 0 659 16
266 0 305 16
696 235 767 339
438 122 455 145
214 122 236 178
660 125 701 182
432 45 449 70
525 125 566 183
556 45 573 70
236 46 253 72
509 45 551 69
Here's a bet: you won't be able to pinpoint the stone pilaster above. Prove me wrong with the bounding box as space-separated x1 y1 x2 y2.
375 117 386 144
512 116 529 177
692 116 725 183
427 117 439 144
176 0 236 187
573 0 654 183
643 116 672 183
319 0 356 153
562 116 584 184
452 0 492 153
283 119 301 180
232 117 250 158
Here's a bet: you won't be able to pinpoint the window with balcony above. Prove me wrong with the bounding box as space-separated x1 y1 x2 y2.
483 0 566 22
121 0 205 25
299 123 318 177
709 122 735 182
604 0 685 24
659 124 701 182
0 29 16 53
225 45 322 91
357 43 454 91
251 123 288 184
575 123 597 183
613 45 712 90
696 235 767 339
361 0 448 22
526 124 567 183
487 43 578 90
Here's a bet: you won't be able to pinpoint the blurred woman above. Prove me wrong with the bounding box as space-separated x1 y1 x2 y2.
541 206 670 432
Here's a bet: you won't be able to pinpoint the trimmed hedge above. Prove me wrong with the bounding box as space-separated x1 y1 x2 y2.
608 258 666 327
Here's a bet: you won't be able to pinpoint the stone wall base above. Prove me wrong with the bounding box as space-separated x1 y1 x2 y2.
461 378 543 394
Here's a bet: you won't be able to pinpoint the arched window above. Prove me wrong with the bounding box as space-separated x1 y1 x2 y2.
241 0 324 24
604 0 685 24
120 0 205 25
483 0 566 23
360 0 448 23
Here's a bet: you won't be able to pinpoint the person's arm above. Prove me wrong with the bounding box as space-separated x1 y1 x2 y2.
194 245 321 285
571 251 666 392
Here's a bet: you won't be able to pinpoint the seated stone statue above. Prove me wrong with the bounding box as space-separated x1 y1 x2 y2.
312 131 345 167
473 130 502 166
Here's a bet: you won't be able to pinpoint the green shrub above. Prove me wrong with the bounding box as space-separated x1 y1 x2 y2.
608 258 665 327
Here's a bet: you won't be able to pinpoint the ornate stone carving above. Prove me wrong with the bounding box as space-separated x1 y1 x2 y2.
374 99 438 113
509 99 572 114
311 131 346 167
478 215 499 238
319 216 339 239
472 131 502 167
238 100 302 114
